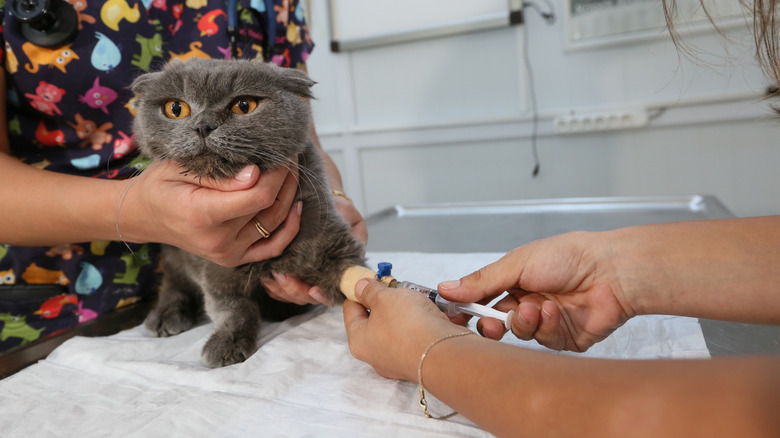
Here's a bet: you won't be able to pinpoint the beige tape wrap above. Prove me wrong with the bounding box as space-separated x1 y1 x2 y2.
339 265 395 302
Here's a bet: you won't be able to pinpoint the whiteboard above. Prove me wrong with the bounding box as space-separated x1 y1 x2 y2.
328 0 523 52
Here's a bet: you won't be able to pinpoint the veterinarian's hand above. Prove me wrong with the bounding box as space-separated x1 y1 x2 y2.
263 273 330 305
437 232 633 352
117 160 302 267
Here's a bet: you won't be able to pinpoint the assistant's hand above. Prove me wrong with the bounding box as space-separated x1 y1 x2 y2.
262 272 331 306
117 160 301 267
343 279 466 382
438 231 635 352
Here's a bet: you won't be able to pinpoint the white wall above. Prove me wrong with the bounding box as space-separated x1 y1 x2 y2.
304 0 780 218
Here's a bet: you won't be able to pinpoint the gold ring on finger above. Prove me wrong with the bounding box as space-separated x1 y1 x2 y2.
253 219 271 239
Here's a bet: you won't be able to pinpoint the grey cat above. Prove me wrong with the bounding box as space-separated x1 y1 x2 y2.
130 58 365 368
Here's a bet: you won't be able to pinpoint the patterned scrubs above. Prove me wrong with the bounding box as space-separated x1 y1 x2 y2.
0 0 314 352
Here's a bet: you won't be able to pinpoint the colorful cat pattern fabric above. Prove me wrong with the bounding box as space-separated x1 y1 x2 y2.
0 0 314 352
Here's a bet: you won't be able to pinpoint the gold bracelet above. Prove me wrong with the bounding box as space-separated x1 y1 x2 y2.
331 189 352 202
417 331 475 420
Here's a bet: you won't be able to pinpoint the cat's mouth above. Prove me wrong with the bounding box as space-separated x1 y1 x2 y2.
170 134 251 180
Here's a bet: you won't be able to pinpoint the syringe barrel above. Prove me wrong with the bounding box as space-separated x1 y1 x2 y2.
393 280 513 329
395 281 434 296
394 281 448 311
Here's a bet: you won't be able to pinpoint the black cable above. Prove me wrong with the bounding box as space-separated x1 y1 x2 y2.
521 21 541 177
520 1 555 177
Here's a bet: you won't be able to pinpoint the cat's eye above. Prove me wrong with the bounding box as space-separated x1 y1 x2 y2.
231 97 259 115
163 99 191 119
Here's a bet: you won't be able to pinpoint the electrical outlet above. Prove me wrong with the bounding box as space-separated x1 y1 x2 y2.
553 109 649 134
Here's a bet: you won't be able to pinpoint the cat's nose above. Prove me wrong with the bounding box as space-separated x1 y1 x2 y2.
195 123 216 138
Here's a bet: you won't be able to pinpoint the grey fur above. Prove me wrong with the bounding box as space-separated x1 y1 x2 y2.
131 59 365 368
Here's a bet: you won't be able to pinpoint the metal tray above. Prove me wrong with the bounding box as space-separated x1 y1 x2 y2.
366 195 734 253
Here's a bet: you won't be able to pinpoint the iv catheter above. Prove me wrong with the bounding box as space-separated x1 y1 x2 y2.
338 263 514 331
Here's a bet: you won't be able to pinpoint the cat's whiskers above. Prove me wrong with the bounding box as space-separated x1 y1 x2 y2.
243 263 258 295
253 149 331 228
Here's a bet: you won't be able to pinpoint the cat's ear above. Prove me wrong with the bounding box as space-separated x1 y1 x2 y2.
277 67 316 98
129 71 164 97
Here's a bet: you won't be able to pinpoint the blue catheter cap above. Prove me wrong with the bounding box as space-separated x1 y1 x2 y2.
376 262 393 280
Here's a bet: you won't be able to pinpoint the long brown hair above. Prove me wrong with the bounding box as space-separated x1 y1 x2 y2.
664 0 780 89
752 0 780 88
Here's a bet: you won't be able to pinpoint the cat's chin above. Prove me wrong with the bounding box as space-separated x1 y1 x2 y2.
175 158 245 181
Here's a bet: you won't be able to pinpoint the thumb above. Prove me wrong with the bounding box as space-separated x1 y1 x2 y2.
343 279 379 333
186 164 260 191
342 297 369 332
438 249 526 303
354 278 393 310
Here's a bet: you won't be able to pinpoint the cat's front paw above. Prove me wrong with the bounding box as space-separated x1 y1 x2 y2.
144 305 197 337
201 330 258 368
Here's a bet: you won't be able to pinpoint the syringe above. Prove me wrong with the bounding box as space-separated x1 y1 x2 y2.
394 280 514 331
337 263 514 330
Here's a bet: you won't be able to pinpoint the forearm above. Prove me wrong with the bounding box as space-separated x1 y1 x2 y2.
0 73 118 245
423 335 780 437
609 217 780 324
0 153 122 245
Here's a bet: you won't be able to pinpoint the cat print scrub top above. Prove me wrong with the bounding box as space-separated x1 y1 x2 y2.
0 0 314 353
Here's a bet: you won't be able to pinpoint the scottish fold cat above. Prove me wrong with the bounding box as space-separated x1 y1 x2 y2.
130 59 365 367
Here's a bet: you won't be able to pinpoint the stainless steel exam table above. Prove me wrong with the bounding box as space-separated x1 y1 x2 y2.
365 195 780 356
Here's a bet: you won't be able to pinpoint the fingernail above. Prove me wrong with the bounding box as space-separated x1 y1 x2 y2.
272 271 288 284
515 309 528 324
542 301 554 318
296 200 303 215
309 288 328 305
355 278 369 299
438 280 461 290
234 165 255 182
